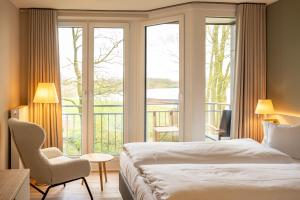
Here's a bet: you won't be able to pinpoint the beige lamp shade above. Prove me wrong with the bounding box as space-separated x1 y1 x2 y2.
255 99 275 115
33 83 59 104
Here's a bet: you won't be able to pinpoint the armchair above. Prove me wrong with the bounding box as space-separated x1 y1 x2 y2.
206 110 232 141
8 118 93 200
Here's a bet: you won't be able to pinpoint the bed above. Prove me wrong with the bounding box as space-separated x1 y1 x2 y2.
119 138 300 200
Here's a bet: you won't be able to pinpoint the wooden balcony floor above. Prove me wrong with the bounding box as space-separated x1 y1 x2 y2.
30 172 122 200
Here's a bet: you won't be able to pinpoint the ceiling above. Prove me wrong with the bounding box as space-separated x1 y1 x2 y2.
10 0 279 11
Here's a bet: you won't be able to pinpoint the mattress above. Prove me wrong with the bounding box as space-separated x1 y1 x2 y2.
120 152 155 200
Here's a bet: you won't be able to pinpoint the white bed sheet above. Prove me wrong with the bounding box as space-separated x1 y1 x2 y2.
120 152 155 200
140 163 300 200
120 139 299 200
123 139 294 167
120 153 300 200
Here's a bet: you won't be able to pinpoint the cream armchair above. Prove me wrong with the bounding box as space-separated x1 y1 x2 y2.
8 118 93 200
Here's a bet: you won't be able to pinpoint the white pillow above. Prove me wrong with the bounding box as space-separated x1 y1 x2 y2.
268 123 300 159
261 122 292 145
261 121 272 145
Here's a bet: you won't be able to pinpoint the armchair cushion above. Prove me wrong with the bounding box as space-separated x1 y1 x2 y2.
42 147 63 159
48 156 91 184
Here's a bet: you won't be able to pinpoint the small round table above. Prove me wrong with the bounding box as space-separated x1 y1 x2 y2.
81 153 114 191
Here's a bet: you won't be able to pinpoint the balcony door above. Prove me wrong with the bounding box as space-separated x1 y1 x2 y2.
90 26 125 154
59 23 127 156
204 18 236 140
144 18 184 142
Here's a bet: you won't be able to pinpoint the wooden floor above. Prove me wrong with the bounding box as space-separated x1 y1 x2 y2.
30 172 122 200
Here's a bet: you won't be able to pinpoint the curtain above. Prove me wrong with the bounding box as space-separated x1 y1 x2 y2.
25 9 62 149
232 4 267 141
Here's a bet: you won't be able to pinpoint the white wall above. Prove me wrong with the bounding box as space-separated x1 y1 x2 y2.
0 0 20 169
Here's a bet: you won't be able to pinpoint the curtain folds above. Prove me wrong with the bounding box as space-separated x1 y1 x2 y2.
232 4 267 141
25 9 62 149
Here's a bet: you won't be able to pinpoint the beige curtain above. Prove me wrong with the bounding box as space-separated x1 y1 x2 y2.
232 4 267 141
24 9 62 149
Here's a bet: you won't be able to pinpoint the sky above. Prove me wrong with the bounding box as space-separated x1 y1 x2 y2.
58 25 179 82
146 23 179 81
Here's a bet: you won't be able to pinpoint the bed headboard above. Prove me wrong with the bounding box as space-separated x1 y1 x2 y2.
269 113 300 125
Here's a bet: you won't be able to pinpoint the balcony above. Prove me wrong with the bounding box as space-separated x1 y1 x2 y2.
62 102 230 155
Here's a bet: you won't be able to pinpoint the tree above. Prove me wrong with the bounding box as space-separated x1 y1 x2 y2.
62 28 124 113
206 25 232 127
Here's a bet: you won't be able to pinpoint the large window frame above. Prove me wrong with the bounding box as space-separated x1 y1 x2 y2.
88 23 130 154
204 17 236 140
58 3 236 149
58 22 88 155
58 22 129 155
142 15 185 142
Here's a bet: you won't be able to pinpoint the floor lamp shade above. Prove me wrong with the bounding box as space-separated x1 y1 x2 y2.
33 83 59 104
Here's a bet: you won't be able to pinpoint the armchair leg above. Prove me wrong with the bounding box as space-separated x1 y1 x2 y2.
30 183 44 194
30 183 52 200
82 177 93 200
30 177 93 200
41 186 52 200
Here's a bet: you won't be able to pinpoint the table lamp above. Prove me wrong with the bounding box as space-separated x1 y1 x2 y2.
255 99 277 123
33 83 59 104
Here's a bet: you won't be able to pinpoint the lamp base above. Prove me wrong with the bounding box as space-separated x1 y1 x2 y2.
263 118 279 124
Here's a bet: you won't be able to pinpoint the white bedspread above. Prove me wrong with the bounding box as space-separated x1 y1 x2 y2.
120 152 155 200
140 163 300 200
123 139 294 167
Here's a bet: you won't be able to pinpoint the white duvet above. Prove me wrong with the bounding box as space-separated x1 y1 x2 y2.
140 163 300 200
123 139 294 167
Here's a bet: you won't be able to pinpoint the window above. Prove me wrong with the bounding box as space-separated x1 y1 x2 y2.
59 24 127 155
58 7 236 150
59 27 84 156
145 22 181 142
93 27 124 154
205 18 236 140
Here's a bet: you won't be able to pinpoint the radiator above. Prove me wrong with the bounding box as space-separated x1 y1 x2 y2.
10 105 28 169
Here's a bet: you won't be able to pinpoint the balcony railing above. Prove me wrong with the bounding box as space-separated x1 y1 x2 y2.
62 102 230 155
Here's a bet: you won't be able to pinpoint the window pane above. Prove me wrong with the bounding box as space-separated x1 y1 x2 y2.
93 28 124 154
205 19 236 140
145 22 180 142
59 27 83 155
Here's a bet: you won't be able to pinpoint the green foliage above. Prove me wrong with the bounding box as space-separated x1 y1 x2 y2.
147 78 178 89
62 103 179 155
94 78 123 97
205 25 233 128
206 25 231 103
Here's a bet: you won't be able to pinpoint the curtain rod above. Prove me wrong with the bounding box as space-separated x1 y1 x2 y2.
19 1 267 13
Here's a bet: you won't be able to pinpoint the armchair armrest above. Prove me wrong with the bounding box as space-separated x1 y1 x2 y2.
206 124 226 134
42 147 63 159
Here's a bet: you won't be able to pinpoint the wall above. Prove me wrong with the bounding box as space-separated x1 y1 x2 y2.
267 0 300 116
0 0 20 169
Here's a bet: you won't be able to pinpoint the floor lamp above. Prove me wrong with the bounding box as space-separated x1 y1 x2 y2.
33 83 59 104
